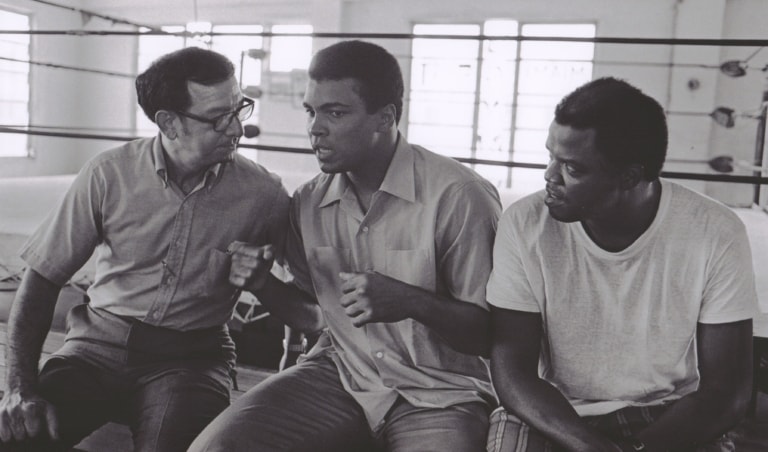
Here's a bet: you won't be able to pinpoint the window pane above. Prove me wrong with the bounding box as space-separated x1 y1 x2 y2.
212 24 263 89
0 9 29 157
513 22 595 189
407 124 473 158
408 24 480 158
212 25 264 125
476 19 519 157
409 91 475 126
270 25 312 72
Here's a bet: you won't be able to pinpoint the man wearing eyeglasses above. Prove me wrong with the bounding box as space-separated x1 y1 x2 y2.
0 47 303 452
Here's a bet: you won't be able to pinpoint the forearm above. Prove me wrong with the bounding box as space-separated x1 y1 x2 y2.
636 385 750 450
494 373 617 451
409 291 489 356
252 274 323 334
6 269 61 393
635 320 755 450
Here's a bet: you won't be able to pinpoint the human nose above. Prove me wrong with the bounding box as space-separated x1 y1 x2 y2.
307 114 327 137
544 158 563 184
226 114 244 138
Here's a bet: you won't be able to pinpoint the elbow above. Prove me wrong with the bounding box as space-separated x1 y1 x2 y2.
726 384 753 423
698 382 753 428
293 306 325 335
449 323 491 357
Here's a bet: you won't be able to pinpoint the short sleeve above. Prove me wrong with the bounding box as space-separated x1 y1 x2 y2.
486 205 541 313
699 220 759 324
435 179 501 309
19 161 103 286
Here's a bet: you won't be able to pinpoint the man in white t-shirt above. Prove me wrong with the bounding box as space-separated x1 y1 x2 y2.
486 77 758 452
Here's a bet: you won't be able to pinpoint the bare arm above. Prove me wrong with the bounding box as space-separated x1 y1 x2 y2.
252 273 323 334
0 268 61 441
633 319 753 450
490 306 619 452
339 272 489 356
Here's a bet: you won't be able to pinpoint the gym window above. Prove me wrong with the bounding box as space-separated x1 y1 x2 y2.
407 21 595 189
0 8 31 157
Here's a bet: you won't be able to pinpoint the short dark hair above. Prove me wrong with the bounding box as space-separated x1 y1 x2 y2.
136 47 235 123
554 77 668 181
308 40 404 124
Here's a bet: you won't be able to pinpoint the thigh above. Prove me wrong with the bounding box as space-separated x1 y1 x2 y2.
486 407 557 452
128 359 231 452
379 398 490 452
24 356 121 451
188 354 372 452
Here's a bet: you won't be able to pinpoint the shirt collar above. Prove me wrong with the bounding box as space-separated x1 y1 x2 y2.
153 133 222 190
318 134 416 208
378 134 416 203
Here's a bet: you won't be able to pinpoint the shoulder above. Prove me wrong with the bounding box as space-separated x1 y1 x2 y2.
500 191 548 228
410 144 500 201
227 154 289 194
293 172 333 199
85 137 154 171
663 180 745 235
74 137 156 186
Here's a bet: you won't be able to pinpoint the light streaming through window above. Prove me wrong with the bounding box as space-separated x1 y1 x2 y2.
407 21 595 191
0 9 30 157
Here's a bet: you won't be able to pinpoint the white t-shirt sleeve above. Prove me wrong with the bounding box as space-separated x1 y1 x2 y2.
486 205 541 312
699 219 759 324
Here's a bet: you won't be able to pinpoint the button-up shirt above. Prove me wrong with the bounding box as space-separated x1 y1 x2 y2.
21 135 290 331
286 136 501 429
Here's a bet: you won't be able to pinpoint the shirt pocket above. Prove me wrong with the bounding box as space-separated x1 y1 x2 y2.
186 248 232 297
384 248 435 292
307 246 353 313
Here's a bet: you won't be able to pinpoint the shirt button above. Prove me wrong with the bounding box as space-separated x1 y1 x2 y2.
362 226 369 232
375 351 384 359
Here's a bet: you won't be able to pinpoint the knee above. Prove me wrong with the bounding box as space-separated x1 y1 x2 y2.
486 407 545 452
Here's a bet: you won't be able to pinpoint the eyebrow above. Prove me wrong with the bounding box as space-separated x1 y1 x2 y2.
302 101 351 110
547 149 580 165
202 97 245 116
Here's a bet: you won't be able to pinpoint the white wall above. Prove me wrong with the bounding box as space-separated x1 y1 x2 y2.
2 0 767 205
0 0 136 178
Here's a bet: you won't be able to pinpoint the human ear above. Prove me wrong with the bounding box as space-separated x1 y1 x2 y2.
156 110 178 140
376 104 396 133
620 164 644 190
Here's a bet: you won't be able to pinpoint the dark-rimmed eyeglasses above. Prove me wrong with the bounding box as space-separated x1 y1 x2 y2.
175 97 255 133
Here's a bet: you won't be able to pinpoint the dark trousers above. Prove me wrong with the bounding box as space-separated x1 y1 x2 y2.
0 304 234 452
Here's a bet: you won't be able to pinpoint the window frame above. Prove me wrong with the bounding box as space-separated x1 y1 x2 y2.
0 7 32 158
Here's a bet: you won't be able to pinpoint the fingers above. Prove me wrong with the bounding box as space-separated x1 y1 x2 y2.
0 398 57 443
228 243 275 289
45 405 59 441
0 409 12 442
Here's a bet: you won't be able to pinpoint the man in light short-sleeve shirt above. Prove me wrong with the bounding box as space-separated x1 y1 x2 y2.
190 40 500 452
0 48 291 452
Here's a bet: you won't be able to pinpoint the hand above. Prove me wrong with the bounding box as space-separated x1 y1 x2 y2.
0 389 58 443
228 242 275 292
339 272 414 327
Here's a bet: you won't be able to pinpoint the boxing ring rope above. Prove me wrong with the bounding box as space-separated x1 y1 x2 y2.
2 126 766 187
2 25 768 201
